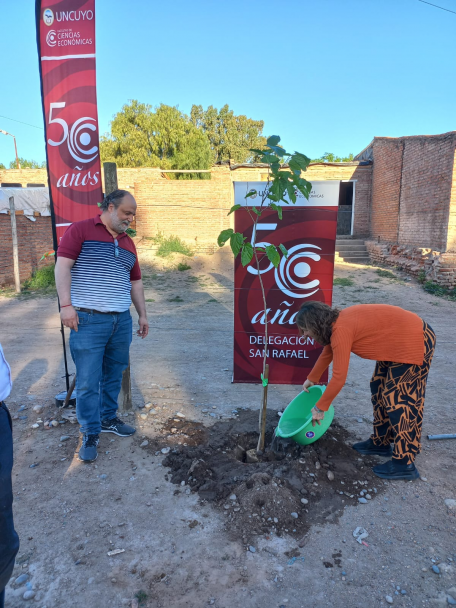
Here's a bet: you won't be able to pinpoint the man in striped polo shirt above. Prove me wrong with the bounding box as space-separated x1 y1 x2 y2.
55 190 149 463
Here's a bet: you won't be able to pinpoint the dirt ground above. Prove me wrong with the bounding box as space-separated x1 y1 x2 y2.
1 247 456 608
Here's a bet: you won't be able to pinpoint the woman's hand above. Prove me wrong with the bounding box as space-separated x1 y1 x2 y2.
311 406 325 427
303 379 314 393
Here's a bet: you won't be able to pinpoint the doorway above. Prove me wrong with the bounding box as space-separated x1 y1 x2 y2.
336 181 353 235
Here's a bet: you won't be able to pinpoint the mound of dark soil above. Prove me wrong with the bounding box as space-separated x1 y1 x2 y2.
153 410 383 544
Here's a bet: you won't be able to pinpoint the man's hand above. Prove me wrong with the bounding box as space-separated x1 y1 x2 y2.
303 379 314 393
137 315 149 339
60 306 79 332
311 406 325 427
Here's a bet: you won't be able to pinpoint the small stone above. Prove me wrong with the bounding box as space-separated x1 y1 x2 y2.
60 435 70 442
444 499 456 510
301 498 309 505
31 423 39 429
176 412 185 418
138 403 145 408
447 596 456 605
315 461 321 470
249 546 256 553
327 470 335 481
229 494 237 501
421 477 427 481
23 590 36 600
51 420 59 427
401 590 406 595
274 517 278 523
246 449 259 463
385 596 393 604
161 447 170 454
99 474 107 480
29 463 39 468
357 418 363 423
111 578 117 583
32 405 43 413
291 512 298 519
201 409 209 413
365 494 372 500
88 577 95 584
15 574 29 585
140 440 149 447
432 565 440 574
140 413 147 420
358 497 368 504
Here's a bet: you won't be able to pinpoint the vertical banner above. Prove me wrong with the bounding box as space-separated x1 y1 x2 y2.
233 181 340 384
36 0 103 248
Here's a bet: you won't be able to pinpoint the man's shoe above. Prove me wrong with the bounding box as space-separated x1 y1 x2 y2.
79 433 99 462
352 437 393 457
372 459 420 480
101 416 136 437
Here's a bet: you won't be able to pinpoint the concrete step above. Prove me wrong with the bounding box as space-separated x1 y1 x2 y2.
336 244 368 252
336 254 371 264
335 239 367 246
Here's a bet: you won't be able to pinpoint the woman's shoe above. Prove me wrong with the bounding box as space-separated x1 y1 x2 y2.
352 437 393 457
372 459 420 480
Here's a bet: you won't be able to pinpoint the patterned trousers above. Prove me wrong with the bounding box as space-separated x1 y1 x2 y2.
370 321 436 464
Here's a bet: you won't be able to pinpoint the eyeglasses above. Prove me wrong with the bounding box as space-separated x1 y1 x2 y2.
114 238 119 258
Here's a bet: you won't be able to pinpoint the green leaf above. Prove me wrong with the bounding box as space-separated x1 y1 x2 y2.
230 232 245 257
269 202 283 220
267 135 281 147
288 159 302 175
249 148 265 156
265 244 280 268
227 204 241 215
279 244 288 258
245 189 257 199
286 182 297 204
260 154 280 166
241 242 254 267
217 228 234 247
292 152 311 171
252 206 262 216
268 145 288 157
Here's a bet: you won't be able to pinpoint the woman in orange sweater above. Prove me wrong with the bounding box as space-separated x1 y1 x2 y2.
296 302 436 480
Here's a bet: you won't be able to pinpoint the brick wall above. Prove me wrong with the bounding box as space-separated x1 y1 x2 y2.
0 213 54 287
371 133 456 250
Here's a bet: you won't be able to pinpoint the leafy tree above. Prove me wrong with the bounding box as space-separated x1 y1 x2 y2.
0 162 6 170
311 152 354 163
100 101 212 178
8 158 46 169
217 136 312 451
190 104 266 164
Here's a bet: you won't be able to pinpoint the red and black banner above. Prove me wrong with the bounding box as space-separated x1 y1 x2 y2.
36 0 103 248
233 181 340 385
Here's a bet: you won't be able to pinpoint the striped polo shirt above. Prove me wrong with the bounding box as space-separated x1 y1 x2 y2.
57 215 141 313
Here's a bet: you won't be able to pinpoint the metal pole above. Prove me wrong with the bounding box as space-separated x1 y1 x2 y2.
8 197 21 293
13 136 21 170
427 434 456 441
103 162 132 412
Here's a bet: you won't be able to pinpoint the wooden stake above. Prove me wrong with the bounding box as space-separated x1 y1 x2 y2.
103 162 132 412
257 364 269 453
9 197 21 293
63 374 77 408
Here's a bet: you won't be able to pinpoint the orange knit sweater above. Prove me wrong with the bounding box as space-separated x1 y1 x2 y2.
307 304 424 412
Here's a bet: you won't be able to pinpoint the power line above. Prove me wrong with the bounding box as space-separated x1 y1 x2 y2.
0 115 44 130
417 0 456 15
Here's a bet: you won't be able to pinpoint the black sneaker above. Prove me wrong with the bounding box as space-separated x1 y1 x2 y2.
352 437 393 457
101 416 136 437
79 434 99 462
373 459 420 480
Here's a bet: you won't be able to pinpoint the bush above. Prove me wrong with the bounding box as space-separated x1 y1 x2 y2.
376 268 397 280
24 265 55 290
423 280 456 300
333 277 354 287
153 232 194 258
177 262 191 271
417 270 426 284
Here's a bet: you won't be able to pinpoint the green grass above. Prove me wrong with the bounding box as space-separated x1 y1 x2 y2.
186 276 199 283
152 232 194 258
23 265 55 290
207 298 218 303
145 298 155 302
333 277 355 287
375 268 397 280
168 296 184 302
423 280 456 300
135 590 148 605
177 262 191 271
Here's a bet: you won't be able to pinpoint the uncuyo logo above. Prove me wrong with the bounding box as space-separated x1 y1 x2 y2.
275 244 322 298
43 8 54 26
46 30 57 47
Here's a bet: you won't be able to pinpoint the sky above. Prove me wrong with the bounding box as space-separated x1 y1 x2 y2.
1 0 455 167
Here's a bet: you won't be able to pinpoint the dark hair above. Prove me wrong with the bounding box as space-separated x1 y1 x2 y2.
295 301 340 346
99 189 131 211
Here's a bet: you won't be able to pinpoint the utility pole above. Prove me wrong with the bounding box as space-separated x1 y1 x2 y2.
103 162 132 412
8 197 21 293
0 130 21 169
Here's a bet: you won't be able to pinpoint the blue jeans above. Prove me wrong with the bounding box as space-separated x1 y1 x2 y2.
69 310 132 435
0 403 20 601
